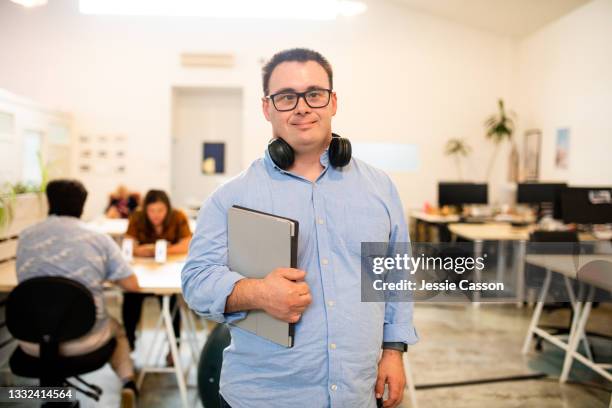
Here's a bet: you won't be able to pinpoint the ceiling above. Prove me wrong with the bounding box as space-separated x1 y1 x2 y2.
389 0 591 37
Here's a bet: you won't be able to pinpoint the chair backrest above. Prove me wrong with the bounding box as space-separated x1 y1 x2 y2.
6 276 96 344
529 230 579 256
529 230 578 243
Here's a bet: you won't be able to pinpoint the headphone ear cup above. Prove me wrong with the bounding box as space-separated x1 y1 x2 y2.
268 138 295 170
329 137 352 168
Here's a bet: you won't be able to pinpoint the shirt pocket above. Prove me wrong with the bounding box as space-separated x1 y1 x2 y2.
341 202 390 256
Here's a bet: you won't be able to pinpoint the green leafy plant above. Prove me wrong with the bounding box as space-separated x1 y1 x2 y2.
444 138 471 181
37 151 48 192
11 182 42 195
0 184 16 231
0 151 48 231
484 99 515 180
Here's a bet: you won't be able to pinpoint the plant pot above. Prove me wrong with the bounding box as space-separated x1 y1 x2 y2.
0 193 48 240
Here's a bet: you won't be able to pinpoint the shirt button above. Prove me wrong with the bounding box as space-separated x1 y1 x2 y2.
328 300 335 307
330 343 336 350
322 258 329 265
330 384 337 391
318 218 324 224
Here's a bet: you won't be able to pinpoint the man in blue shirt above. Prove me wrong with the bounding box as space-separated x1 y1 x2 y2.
182 48 418 408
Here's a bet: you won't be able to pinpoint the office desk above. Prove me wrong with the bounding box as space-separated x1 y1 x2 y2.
448 223 532 303
84 217 197 238
0 260 17 292
0 256 197 408
409 211 460 241
130 256 198 408
448 223 603 304
522 254 612 394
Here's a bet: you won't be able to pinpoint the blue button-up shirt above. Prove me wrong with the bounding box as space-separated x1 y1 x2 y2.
182 149 418 408
16 215 134 333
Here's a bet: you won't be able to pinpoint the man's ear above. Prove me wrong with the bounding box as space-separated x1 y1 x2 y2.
262 97 272 122
330 92 338 117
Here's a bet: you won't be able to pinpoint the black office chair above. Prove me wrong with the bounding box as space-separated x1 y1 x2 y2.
6 276 116 406
198 324 231 408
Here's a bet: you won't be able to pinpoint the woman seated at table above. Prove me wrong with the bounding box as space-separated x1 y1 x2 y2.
122 189 192 360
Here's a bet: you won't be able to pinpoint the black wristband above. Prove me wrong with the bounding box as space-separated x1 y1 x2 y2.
382 342 407 352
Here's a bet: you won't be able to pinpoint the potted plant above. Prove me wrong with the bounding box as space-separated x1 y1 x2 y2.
444 138 471 181
0 184 15 232
484 99 516 180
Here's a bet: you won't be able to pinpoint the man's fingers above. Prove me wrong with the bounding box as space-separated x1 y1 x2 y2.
296 293 312 307
287 313 301 323
295 281 310 295
374 374 386 399
280 268 306 281
383 378 404 408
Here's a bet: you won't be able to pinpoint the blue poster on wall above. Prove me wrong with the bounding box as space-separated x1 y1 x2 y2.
202 142 225 174
555 128 570 170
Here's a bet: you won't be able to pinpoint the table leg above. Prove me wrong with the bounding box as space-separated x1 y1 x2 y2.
179 299 202 379
560 286 595 383
522 269 552 354
496 240 506 284
137 310 165 388
473 240 483 306
162 295 189 407
564 277 594 362
404 353 418 408
515 240 526 307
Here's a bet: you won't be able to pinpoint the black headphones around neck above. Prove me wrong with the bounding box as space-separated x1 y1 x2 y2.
268 133 352 170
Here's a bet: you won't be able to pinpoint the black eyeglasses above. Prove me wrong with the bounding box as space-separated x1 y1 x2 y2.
267 88 332 112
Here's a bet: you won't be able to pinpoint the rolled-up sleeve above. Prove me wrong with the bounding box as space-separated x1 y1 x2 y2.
383 180 419 345
181 193 247 324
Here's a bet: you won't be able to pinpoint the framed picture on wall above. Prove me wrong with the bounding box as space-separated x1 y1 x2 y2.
202 142 225 174
555 128 570 169
523 129 541 181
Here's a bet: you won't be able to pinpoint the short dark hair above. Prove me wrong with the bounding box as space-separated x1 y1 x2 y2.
46 179 88 218
262 48 333 95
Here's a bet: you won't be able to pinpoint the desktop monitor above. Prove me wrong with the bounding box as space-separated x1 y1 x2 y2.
517 182 567 219
517 183 567 204
438 182 488 207
561 187 612 224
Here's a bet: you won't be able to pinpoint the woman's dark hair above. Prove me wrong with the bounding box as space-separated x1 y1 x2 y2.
46 179 88 218
141 189 173 235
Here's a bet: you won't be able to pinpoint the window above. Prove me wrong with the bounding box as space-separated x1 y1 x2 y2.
351 142 419 172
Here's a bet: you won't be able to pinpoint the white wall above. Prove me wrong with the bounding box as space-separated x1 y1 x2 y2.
516 0 612 186
171 87 243 208
0 89 73 187
0 0 516 217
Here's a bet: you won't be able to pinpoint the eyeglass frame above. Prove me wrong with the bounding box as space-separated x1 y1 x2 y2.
265 88 333 112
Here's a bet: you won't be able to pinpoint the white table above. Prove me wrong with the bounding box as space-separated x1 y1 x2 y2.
84 217 197 237
448 223 532 304
522 254 612 407
130 256 201 408
0 256 200 408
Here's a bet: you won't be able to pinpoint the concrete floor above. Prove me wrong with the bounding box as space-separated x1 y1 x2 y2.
2 298 610 407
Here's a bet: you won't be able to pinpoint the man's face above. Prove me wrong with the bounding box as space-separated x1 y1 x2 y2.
262 61 337 155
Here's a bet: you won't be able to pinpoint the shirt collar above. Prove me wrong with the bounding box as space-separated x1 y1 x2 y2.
264 147 330 176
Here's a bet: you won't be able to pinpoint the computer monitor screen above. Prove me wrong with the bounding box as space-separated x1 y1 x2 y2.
438 182 488 207
517 183 567 204
561 187 612 224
